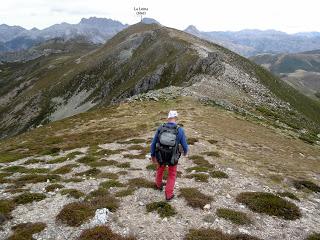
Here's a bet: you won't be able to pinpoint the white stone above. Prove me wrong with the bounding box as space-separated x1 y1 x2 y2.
203 204 211 210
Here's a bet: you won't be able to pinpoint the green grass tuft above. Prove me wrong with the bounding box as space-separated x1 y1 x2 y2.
305 233 320 240
75 168 101 177
190 155 214 168
13 192 46 205
186 173 209 182
146 164 157 171
100 180 124 189
8 222 46 240
98 172 119 179
293 180 320 193
184 228 261 240
146 201 177 218
45 183 64 192
52 164 78 174
78 226 136 240
179 188 212 209
216 208 252 225
77 155 97 165
115 188 135 197
56 202 93 227
0 199 16 224
236 192 301 220
210 171 229 179
277 191 300 201
128 178 155 189
60 189 85 199
24 159 45 165
117 162 131 168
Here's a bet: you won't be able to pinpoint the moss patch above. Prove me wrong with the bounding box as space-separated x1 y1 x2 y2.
293 180 320 193
78 226 136 240
45 183 64 192
236 192 301 220
14 192 46 205
60 189 85 199
216 208 252 225
8 222 46 240
146 201 177 218
88 195 119 212
186 173 209 182
179 188 212 209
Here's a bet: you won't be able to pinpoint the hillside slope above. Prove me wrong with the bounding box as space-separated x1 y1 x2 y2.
0 97 319 240
1 23 320 140
250 51 320 99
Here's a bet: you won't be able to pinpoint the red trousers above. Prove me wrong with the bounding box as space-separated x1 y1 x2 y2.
155 164 177 198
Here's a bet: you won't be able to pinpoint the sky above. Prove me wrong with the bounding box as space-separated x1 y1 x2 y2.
0 0 319 33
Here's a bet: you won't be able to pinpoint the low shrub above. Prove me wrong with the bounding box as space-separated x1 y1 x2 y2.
305 233 320 240
115 188 135 197
203 151 221 157
210 171 229 179
52 164 78 174
293 180 320 193
100 180 124 189
56 202 93 227
128 178 155 189
277 191 300 201
186 173 209 182
190 155 214 168
0 199 16 223
75 168 101 177
60 189 85 199
45 184 64 192
184 228 261 240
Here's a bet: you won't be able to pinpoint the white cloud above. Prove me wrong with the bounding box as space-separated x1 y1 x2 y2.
0 0 319 33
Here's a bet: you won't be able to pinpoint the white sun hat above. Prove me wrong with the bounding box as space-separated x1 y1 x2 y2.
168 110 178 119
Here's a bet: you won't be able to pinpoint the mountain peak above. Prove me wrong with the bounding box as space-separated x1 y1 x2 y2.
185 25 201 35
141 18 160 25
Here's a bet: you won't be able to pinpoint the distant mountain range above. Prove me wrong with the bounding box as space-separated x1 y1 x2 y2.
250 50 320 99
185 25 320 57
2 17 320 58
0 17 128 52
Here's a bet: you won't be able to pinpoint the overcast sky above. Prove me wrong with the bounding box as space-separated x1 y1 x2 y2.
0 0 319 33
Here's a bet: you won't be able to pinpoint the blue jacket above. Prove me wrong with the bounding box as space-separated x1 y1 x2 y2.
150 122 188 157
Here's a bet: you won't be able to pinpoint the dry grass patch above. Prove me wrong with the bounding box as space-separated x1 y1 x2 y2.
179 188 213 209
78 225 136 240
45 183 64 192
208 139 218 144
8 222 46 240
188 137 199 145
146 201 177 218
60 189 85 199
13 192 46 205
236 192 301 220
127 145 145 151
216 208 252 225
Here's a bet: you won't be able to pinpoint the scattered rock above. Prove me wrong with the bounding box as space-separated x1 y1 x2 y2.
203 204 211 210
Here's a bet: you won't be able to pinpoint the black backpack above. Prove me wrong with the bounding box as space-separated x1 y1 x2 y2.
156 123 180 166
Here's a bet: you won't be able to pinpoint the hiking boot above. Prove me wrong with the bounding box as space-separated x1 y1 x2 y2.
155 182 164 191
166 194 175 201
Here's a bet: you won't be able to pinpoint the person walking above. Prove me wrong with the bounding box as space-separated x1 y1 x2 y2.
150 110 188 201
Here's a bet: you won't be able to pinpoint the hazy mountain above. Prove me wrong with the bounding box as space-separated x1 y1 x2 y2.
1 23 319 140
0 17 128 53
185 25 320 57
251 51 320 99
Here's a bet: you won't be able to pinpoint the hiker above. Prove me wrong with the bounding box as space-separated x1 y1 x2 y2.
150 110 188 201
